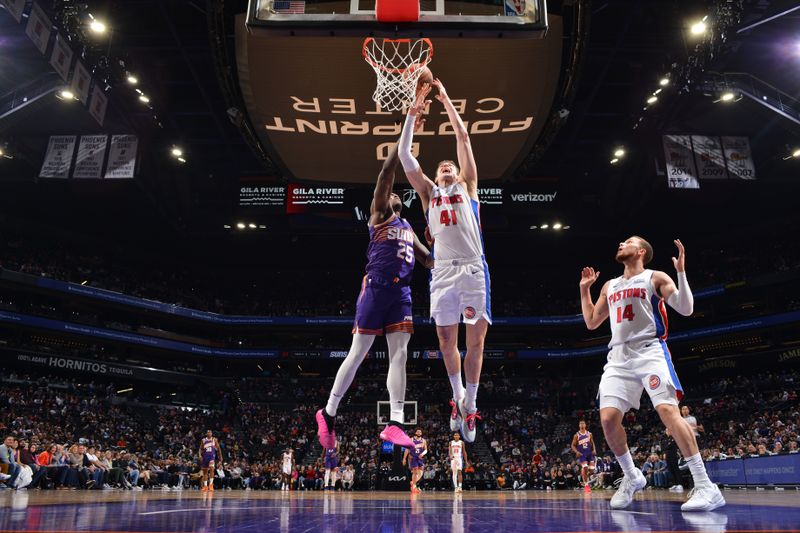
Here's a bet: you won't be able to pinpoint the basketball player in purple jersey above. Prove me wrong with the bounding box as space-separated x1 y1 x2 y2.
398 82 491 443
316 127 433 451
198 430 222 492
321 440 339 490
571 420 596 491
580 238 724 511
403 428 428 493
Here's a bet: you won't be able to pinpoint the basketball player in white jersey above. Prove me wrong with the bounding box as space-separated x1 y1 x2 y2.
580 237 725 512
280 448 294 491
398 81 490 443
449 432 468 493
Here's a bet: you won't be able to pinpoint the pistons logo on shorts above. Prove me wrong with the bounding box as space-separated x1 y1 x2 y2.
648 374 661 390
464 307 476 319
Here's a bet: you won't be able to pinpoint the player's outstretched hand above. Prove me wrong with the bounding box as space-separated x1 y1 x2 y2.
409 83 431 117
672 239 686 272
432 78 448 103
579 267 600 289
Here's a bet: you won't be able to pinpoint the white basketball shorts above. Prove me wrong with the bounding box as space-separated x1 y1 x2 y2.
451 457 463 471
430 257 492 326
598 338 684 413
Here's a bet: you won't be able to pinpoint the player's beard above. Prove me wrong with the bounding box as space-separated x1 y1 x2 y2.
615 250 634 263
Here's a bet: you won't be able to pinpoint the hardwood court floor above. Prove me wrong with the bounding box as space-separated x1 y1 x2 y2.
1 488 798 532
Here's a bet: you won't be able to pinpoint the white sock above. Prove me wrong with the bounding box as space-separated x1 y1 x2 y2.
323 470 330 488
326 333 376 416
465 382 479 413
685 452 712 487
387 332 410 423
452 472 458 488
448 373 465 403
616 450 639 478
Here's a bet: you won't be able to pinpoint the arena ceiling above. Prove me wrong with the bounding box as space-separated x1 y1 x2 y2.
0 0 798 239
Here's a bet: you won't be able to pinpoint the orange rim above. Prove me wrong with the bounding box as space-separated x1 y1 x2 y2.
362 37 434 74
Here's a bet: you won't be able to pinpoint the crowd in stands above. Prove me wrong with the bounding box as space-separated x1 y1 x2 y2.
4 228 800 319
2 365 797 492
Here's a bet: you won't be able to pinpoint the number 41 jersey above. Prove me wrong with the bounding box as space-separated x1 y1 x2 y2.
607 269 668 348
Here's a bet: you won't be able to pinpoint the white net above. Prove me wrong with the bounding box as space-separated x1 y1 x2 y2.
363 38 433 112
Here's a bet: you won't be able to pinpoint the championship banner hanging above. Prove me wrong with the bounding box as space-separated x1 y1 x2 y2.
1 0 26 22
40 135 76 178
89 85 108 126
73 135 108 179
691 136 728 180
25 1 52 55
663 135 699 189
721 136 756 180
104 135 138 179
49 33 74 82
71 61 91 105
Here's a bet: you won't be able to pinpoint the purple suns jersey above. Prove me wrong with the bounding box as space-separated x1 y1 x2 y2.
576 431 593 455
365 215 415 285
202 437 216 458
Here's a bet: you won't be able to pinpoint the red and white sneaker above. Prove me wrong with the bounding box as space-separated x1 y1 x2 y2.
380 424 415 449
449 399 462 432
316 409 336 449
460 401 481 443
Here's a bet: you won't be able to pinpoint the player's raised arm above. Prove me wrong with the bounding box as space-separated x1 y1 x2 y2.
371 140 401 216
653 239 694 316
432 79 477 198
398 85 435 204
579 267 610 330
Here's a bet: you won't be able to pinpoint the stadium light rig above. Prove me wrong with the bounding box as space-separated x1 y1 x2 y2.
57 89 76 101
690 16 708 36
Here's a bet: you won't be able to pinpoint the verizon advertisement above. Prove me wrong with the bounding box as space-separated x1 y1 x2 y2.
237 15 563 184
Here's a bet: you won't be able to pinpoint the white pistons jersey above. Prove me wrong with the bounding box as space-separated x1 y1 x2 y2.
607 270 668 348
450 440 463 458
427 182 484 261
282 452 292 469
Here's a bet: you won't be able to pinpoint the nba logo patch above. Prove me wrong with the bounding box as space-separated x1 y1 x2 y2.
648 375 661 390
464 307 476 319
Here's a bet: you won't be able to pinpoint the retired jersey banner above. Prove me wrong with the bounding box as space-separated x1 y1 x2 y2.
49 33 74 82
722 136 756 180
1 0 26 22
104 135 137 178
25 2 52 55
663 135 699 189
691 136 728 180
71 61 91 105
40 135 76 178
89 85 108 126
73 135 108 179
505 0 526 16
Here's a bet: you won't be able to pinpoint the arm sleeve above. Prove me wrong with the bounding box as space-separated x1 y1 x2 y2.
398 113 420 173
666 271 694 316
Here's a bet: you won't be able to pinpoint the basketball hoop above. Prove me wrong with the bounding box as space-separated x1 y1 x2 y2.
363 37 433 112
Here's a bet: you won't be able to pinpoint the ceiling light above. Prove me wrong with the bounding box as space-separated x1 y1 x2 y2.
720 92 735 102
177 157 186 164
89 20 107 34
653 88 662 95
553 223 563 230
610 158 619 165
793 149 800 159
59 89 75 100
540 224 549 229
0 148 4 157
258 225 267 229
139 95 150 103
127 75 138 85
647 96 658 104
223 224 231 229
529 225 537 230
236 222 246 229
690 20 707 35
171 147 183 157
614 148 626 158
563 226 571 230
248 223 257 229
659 77 670 86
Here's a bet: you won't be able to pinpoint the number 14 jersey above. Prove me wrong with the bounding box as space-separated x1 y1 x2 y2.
607 269 668 348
